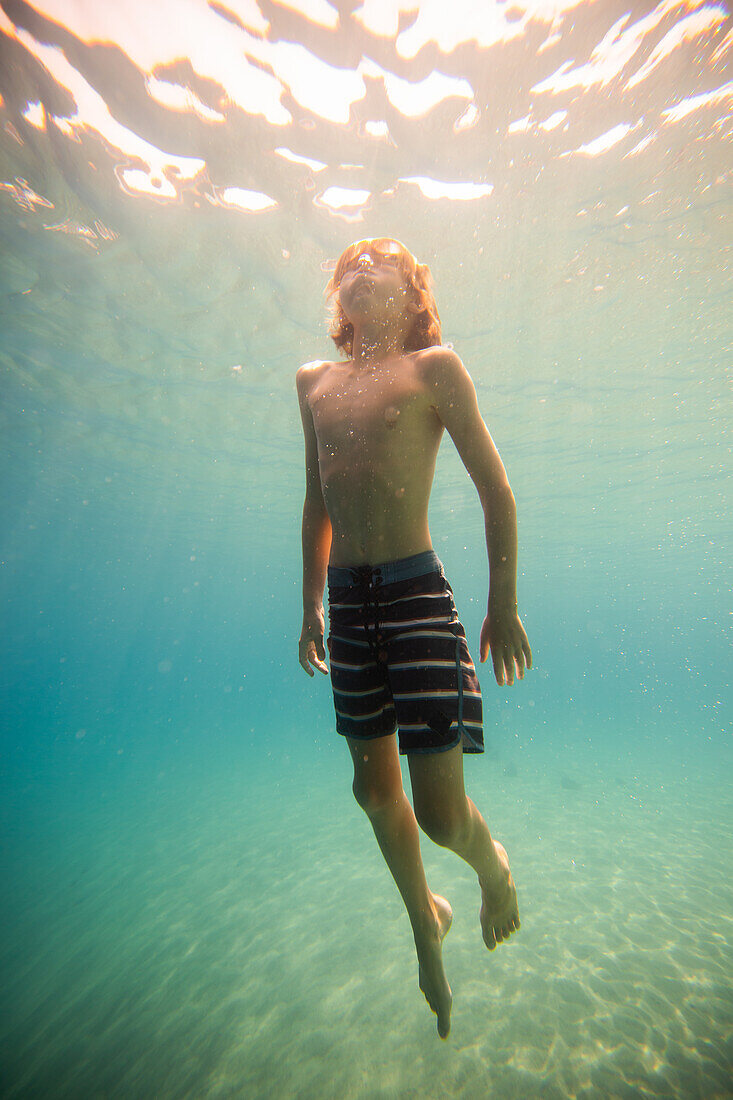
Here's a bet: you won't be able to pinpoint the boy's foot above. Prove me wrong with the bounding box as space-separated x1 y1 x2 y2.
479 840 520 950
416 893 453 1039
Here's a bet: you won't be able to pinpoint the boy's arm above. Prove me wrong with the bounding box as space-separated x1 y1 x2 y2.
296 365 332 677
424 348 532 686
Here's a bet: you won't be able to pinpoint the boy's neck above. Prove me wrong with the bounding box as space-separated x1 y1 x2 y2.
351 319 411 368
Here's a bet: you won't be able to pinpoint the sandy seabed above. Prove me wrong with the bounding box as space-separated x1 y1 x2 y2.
2 738 731 1099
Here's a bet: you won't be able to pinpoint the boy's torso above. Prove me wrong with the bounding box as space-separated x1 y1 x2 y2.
303 347 446 565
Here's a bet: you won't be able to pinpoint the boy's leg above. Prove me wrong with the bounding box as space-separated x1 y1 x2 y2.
407 745 520 949
346 733 453 1038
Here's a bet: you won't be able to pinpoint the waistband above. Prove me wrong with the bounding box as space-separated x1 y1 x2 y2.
328 550 442 587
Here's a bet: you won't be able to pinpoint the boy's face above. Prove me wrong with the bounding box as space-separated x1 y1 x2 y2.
336 238 416 324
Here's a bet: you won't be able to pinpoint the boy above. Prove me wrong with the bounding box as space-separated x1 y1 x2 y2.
297 238 532 1039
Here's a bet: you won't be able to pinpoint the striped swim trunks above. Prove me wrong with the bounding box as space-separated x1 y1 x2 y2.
326 550 483 755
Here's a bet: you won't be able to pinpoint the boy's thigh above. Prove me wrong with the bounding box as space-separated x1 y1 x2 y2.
407 743 467 822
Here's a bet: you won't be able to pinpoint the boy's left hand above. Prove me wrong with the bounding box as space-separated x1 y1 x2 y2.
480 603 532 686
299 608 329 677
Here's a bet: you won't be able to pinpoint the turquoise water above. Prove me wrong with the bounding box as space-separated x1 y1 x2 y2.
1 2 731 1096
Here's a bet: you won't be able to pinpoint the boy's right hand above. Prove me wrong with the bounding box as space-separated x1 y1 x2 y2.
299 609 329 677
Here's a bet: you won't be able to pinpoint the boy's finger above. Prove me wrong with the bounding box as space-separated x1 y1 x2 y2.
300 639 322 676
308 647 328 675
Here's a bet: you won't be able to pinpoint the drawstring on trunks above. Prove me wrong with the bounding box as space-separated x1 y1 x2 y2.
348 565 385 660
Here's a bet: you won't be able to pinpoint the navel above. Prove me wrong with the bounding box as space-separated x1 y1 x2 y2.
384 405 400 429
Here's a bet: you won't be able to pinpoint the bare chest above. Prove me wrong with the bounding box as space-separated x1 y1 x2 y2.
309 366 437 458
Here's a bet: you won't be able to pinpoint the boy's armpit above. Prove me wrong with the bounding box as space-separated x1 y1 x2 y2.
421 346 485 447
421 346 510 499
297 362 326 497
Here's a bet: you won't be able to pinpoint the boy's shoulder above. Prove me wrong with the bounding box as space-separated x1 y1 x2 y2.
296 358 332 393
414 344 462 369
296 358 331 376
414 344 468 387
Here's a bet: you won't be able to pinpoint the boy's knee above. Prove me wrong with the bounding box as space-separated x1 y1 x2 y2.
414 802 469 848
352 777 401 818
